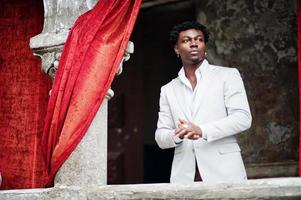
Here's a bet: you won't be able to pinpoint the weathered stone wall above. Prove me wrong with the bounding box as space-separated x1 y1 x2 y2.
195 0 298 170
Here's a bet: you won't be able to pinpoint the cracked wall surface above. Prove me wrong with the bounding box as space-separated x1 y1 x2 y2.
195 0 298 165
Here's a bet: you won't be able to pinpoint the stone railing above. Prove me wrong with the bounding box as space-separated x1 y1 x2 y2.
1 178 301 199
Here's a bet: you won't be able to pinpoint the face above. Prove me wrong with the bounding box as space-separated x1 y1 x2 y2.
174 29 206 66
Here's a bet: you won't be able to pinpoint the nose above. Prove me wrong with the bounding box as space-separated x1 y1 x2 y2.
190 39 198 47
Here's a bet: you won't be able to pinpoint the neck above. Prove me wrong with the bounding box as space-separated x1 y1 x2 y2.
183 59 204 79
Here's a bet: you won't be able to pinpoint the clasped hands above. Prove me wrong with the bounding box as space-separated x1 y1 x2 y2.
175 118 202 140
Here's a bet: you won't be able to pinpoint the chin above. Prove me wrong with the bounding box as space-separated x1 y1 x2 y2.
191 57 204 64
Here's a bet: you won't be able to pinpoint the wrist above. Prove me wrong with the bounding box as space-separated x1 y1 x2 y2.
172 131 183 144
197 127 202 137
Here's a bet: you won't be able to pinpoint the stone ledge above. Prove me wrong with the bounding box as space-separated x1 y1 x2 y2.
1 177 301 200
246 161 299 178
30 32 69 49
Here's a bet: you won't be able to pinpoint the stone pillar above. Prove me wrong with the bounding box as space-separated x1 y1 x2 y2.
30 0 94 80
54 42 134 186
30 0 134 186
54 90 114 186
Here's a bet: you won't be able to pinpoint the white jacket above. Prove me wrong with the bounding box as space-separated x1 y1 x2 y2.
155 60 252 183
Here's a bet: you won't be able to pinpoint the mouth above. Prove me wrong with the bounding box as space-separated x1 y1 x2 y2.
190 50 199 55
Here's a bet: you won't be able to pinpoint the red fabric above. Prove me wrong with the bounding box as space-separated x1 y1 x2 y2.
41 0 141 186
298 0 301 177
0 0 51 189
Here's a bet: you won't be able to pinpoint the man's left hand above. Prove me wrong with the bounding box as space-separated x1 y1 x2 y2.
175 118 202 140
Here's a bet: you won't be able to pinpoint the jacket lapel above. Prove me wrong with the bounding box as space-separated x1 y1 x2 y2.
169 78 191 121
191 64 216 121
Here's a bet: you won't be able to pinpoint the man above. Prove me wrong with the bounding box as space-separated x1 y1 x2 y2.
155 21 252 183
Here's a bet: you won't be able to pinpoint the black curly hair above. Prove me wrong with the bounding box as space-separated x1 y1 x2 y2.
169 21 209 47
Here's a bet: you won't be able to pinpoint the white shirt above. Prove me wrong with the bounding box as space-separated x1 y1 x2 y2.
178 62 204 119
173 60 208 144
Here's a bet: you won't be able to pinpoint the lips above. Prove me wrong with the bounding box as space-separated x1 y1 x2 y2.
190 50 199 55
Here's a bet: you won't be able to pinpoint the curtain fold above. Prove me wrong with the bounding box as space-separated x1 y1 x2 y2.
297 0 301 176
40 0 141 186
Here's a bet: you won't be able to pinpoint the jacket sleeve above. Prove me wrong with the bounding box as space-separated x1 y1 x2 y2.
155 86 183 149
201 68 252 142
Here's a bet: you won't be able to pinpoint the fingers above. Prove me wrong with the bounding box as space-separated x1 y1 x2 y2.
175 119 201 140
175 129 200 140
184 131 201 140
175 128 188 139
178 119 189 130
192 134 201 140
178 123 189 129
178 118 187 124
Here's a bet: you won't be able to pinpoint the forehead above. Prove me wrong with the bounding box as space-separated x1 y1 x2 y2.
179 29 204 38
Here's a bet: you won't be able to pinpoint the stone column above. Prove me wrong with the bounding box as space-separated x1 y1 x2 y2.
54 89 114 186
30 0 94 80
30 0 134 186
54 42 134 186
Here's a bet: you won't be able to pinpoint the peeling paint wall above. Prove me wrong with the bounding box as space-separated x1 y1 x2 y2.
195 0 298 165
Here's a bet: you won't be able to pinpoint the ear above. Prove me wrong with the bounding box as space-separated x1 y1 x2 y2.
174 45 179 55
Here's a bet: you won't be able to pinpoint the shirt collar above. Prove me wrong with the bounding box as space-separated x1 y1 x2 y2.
178 59 208 86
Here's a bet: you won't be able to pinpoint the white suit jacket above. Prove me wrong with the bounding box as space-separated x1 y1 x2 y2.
155 60 252 183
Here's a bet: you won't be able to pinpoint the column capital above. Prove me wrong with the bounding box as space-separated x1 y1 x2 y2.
32 45 63 81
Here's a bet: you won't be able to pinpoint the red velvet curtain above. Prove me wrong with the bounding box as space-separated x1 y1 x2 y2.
40 0 141 186
0 0 51 189
297 0 301 176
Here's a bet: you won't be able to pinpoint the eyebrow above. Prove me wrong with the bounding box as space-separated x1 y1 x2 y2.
182 35 204 39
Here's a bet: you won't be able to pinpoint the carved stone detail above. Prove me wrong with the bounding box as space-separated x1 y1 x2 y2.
32 46 63 81
106 88 114 100
31 41 133 82
117 41 134 75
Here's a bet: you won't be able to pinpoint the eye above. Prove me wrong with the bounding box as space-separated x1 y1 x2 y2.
197 37 204 42
183 39 189 43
